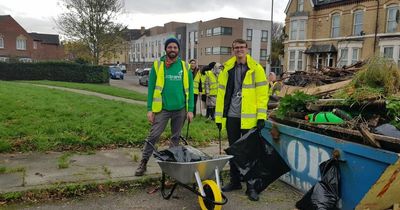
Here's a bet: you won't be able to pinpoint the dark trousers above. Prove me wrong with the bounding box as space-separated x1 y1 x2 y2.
193 94 198 117
226 117 249 184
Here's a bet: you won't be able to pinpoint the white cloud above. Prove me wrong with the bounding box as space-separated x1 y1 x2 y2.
0 0 289 33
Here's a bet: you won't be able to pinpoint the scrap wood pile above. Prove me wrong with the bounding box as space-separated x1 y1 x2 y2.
271 57 400 152
283 61 365 87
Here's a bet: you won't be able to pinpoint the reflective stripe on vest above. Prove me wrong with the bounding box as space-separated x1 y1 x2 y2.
151 60 190 113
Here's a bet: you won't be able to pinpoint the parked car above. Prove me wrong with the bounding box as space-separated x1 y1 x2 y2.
135 68 143 76
138 68 150 86
109 66 124 80
119 64 127 73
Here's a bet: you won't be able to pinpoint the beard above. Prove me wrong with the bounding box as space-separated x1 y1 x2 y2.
167 51 178 59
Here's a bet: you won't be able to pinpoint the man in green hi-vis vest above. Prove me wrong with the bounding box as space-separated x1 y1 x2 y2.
135 36 194 176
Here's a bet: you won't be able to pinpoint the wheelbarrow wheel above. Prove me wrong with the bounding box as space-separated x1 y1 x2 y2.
198 180 222 210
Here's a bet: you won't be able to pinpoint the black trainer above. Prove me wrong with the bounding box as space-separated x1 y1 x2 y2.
222 182 242 192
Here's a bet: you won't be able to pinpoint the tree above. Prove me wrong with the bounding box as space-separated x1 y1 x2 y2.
64 40 93 64
271 22 284 68
57 0 127 65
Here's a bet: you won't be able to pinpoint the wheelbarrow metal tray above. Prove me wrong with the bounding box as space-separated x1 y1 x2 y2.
262 120 400 210
156 155 233 184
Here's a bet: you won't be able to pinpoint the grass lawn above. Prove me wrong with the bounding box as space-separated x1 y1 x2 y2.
21 80 147 101
0 81 225 153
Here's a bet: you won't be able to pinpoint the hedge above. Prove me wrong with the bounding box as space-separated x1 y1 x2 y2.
0 62 109 83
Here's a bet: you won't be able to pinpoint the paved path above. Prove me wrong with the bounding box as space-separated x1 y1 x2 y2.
31 84 146 106
0 142 228 194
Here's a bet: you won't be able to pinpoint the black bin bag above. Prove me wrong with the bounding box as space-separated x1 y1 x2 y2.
296 158 341 210
154 145 212 162
225 128 290 193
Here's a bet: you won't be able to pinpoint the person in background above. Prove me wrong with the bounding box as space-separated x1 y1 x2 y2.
200 65 209 117
204 62 221 120
190 59 201 117
215 38 269 201
135 36 194 176
268 72 281 102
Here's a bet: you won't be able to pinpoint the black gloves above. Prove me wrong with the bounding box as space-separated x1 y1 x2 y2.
216 123 222 131
257 120 265 131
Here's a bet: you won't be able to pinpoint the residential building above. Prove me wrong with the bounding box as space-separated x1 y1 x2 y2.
128 17 271 69
129 22 186 69
29 33 65 61
0 15 64 62
283 0 400 73
187 17 271 67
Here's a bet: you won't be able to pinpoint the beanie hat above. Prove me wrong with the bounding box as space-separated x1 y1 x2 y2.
164 36 180 51
208 62 216 69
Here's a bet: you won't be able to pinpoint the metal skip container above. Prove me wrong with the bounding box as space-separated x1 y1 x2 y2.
261 120 400 210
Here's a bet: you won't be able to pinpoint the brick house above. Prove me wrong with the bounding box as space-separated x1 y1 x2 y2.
0 15 64 62
283 0 400 73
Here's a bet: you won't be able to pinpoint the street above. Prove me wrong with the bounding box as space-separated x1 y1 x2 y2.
5 180 302 210
109 72 148 94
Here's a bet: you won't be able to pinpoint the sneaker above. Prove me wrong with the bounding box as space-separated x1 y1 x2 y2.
221 182 242 192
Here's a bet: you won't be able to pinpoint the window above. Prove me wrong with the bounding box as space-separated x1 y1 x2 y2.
387 6 399 33
213 27 221 36
205 47 212 55
212 47 220 55
247 29 253 41
16 37 26 50
212 27 232 36
261 30 268 42
206 29 212 37
0 57 8 62
194 31 198 42
331 13 340 38
297 51 303 69
352 48 359 64
297 0 304 12
353 10 363 36
383 47 394 59
290 19 306 40
338 48 348 67
289 51 296 71
0 36 3 48
260 49 267 60
220 47 231 55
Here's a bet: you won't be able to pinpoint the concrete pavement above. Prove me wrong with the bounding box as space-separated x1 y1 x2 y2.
0 142 228 194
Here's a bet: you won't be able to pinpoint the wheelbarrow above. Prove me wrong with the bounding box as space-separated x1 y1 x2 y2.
146 138 232 210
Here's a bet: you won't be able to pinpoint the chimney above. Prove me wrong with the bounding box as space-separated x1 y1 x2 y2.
140 27 145 35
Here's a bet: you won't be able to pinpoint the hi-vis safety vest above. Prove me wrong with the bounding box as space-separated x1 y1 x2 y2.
200 74 207 95
151 60 190 113
268 81 280 96
205 71 218 96
193 71 201 95
215 54 269 129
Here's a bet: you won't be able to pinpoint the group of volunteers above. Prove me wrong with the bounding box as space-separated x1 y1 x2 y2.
134 36 280 201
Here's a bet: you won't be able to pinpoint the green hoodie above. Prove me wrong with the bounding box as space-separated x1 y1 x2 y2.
147 56 194 112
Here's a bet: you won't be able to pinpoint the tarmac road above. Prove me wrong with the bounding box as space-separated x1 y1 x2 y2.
5 180 302 210
109 72 148 94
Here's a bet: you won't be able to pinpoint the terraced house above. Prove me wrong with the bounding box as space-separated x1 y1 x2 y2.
283 0 400 72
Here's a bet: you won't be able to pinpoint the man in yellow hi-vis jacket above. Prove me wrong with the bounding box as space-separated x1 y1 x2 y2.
135 37 194 176
215 39 269 201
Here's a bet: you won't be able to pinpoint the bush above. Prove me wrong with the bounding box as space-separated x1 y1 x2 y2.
0 62 109 83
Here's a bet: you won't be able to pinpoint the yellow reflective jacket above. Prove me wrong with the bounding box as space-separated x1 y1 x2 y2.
151 60 190 113
205 70 218 96
193 71 201 95
215 54 269 129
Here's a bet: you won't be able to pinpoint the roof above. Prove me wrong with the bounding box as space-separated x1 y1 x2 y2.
304 44 337 54
29 33 60 45
0 15 11 21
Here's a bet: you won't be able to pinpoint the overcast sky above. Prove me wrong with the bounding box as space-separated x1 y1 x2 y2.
0 0 289 34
